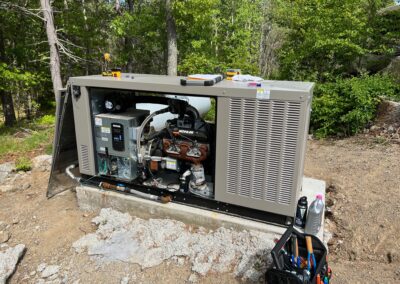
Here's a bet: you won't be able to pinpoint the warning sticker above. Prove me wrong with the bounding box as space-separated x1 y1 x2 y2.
166 159 178 171
101 137 108 142
95 117 102 126
256 88 270 100
101 127 110 134
99 147 105 152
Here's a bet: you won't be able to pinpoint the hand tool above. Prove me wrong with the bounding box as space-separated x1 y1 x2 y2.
316 273 321 284
290 235 301 267
290 235 296 266
305 236 317 274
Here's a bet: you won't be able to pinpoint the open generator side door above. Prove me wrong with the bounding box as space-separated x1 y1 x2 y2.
47 86 79 197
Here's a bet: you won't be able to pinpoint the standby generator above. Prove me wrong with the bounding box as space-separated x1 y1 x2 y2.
48 74 314 225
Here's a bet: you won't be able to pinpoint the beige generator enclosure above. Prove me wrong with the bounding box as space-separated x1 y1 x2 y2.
48 74 314 225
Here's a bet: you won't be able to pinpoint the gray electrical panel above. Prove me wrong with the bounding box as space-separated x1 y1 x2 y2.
94 110 149 180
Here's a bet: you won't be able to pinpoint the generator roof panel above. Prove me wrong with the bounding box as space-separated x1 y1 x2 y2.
69 74 314 101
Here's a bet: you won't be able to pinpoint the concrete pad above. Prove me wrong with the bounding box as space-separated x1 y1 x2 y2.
76 177 326 238
299 177 326 240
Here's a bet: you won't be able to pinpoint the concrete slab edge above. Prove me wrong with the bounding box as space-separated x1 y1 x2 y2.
76 177 326 237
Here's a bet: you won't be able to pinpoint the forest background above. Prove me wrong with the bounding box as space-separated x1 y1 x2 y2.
1 0 400 143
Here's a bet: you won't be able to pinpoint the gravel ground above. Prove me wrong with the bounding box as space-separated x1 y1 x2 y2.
73 208 276 282
0 128 399 283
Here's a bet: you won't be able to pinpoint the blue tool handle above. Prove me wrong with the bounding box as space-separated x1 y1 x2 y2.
312 253 317 274
297 257 301 267
307 253 311 271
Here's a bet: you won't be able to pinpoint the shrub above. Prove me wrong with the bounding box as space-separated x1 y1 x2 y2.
15 157 32 172
311 75 398 138
36 114 55 126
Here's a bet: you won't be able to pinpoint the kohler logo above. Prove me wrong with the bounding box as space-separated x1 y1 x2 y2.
179 130 194 135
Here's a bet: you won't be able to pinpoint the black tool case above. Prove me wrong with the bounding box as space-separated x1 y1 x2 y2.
266 226 328 284
180 75 223 86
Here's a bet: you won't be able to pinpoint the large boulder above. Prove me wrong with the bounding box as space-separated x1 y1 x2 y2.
32 155 52 172
0 244 26 284
385 56 400 82
0 162 15 184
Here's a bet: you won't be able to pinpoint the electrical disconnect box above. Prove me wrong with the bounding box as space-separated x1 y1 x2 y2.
49 74 314 225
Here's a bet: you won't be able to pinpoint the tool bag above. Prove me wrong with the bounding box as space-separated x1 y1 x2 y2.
266 226 331 284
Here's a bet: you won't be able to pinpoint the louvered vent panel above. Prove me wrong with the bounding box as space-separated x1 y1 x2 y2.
225 98 301 205
80 144 90 172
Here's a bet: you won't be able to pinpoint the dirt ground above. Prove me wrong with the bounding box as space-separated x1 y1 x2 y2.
0 135 399 283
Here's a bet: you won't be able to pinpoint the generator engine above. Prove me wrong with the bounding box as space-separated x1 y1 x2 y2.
137 102 213 197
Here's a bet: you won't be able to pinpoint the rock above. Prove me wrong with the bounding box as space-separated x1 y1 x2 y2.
349 250 357 261
48 273 59 280
388 125 395 133
37 263 47 272
177 257 185 266
392 133 400 139
74 208 276 282
0 163 15 183
32 155 52 172
0 232 10 244
22 184 31 190
387 250 399 263
120 276 129 284
188 274 198 283
46 280 62 284
30 271 36 276
370 125 380 131
61 273 68 284
0 244 26 284
41 265 60 278
0 185 15 193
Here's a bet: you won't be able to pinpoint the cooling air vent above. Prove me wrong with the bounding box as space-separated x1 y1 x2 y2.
80 144 90 172
216 96 308 216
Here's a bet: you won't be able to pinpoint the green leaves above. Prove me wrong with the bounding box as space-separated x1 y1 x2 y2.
275 0 376 81
0 63 39 92
311 75 398 138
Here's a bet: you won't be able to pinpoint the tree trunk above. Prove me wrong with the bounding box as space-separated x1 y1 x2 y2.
125 0 134 73
40 0 63 101
0 93 17 127
81 0 90 75
0 19 16 126
165 0 177 76
127 0 134 12
115 0 121 13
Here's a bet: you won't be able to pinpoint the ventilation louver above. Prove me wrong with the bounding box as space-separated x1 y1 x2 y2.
216 97 306 216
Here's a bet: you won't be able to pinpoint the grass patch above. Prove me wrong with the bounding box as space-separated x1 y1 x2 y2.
0 114 55 162
15 157 32 171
